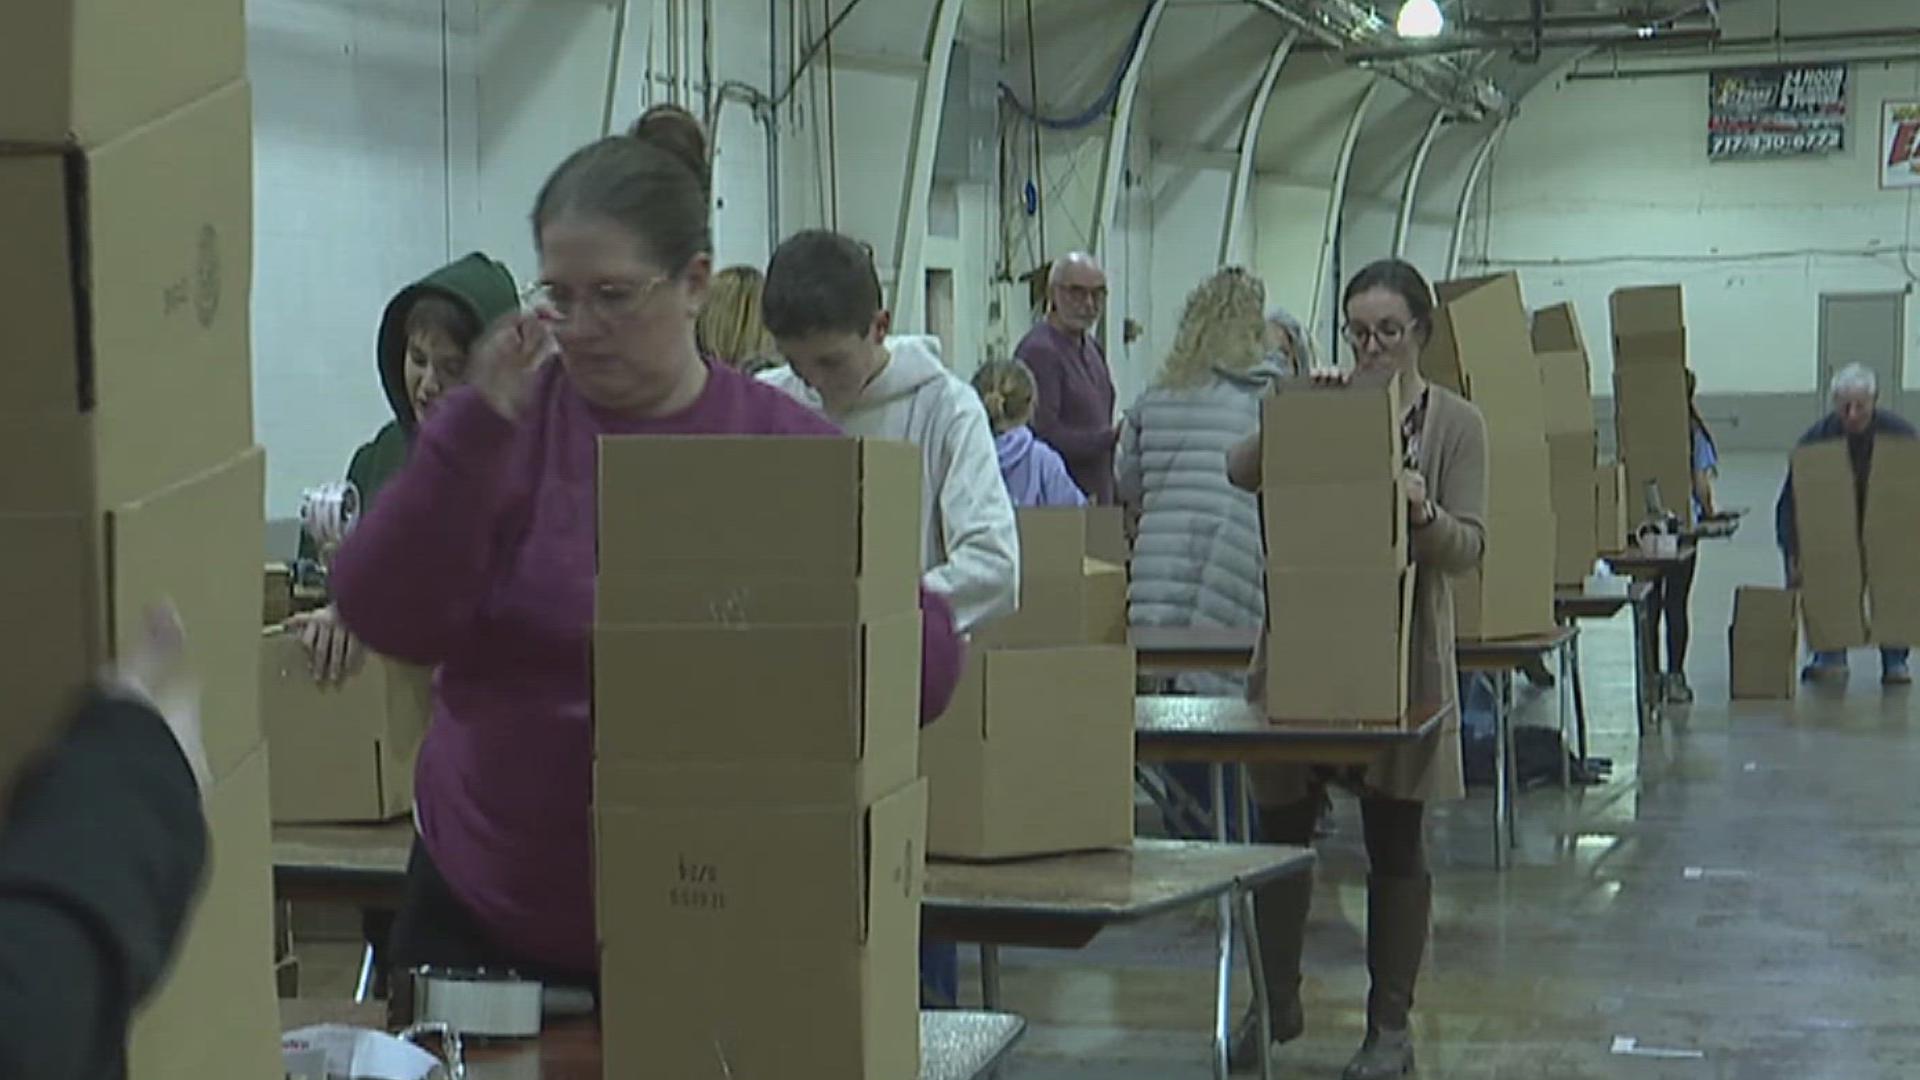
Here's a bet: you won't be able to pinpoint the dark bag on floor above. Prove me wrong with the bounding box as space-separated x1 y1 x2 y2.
1462 725 1607 789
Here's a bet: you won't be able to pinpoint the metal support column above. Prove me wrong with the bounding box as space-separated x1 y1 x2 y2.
888 0 965 332
1392 108 1448 258
1218 30 1297 265
1306 81 1380 338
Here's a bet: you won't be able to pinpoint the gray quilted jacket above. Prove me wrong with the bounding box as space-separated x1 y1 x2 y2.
1116 362 1283 692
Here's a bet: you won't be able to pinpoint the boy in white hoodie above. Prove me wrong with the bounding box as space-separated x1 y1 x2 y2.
760 230 1020 636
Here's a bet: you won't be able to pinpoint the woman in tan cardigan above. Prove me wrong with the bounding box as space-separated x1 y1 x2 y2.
1225 259 1488 1079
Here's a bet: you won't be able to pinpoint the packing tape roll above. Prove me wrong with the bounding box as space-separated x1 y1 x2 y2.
413 970 542 1038
300 481 361 551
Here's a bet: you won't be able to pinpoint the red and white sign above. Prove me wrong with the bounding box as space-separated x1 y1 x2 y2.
1884 101 1920 189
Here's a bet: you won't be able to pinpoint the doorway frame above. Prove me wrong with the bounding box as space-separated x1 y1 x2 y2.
1817 290 1907 419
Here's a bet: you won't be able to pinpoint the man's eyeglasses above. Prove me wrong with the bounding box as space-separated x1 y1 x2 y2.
1056 284 1108 304
1342 321 1411 348
524 274 672 324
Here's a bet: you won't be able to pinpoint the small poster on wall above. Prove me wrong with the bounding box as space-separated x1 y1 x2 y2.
1884 101 1920 189
1708 64 1848 160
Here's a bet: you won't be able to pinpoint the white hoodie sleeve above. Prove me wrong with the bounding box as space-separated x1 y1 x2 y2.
925 386 1021 633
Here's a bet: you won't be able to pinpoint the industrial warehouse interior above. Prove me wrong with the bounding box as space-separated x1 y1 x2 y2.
3 0 1919 1078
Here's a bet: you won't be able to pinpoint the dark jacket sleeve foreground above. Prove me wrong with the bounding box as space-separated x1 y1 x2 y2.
0 694 208 1080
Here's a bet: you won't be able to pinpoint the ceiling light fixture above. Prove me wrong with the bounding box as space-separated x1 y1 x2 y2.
1396 0 1445 39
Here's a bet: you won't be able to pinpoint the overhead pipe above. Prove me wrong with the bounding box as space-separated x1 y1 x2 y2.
1346 25 1721 62
1219 29 1299 266
1447 118 1507 280
1238 0 1494 119
1393 108 1447 259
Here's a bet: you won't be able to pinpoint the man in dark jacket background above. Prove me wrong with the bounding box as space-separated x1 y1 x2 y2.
1776 363 1915 685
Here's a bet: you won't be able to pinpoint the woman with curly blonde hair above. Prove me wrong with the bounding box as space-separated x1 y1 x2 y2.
1117 267 1295 832
696 265 779 374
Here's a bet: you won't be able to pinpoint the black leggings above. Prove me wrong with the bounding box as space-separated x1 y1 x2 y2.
384 840 594 1015
1649 556 1699 674
1260 789 1427 878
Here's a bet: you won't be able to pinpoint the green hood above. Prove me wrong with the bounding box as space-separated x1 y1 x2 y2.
376 252 521 432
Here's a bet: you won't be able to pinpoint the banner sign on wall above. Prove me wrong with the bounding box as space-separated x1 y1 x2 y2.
1708 64 1848 160
1884 101 1920 189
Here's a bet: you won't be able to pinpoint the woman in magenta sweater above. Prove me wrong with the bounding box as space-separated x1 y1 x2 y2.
330 106 964 983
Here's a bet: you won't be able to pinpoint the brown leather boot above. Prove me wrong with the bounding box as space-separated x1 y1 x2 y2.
1342 873 1431 1080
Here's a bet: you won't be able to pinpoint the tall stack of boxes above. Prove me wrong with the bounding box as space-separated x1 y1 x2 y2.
924 508 1134 859
1424 274 1558 640
594 437 928 1080
0 6 279 1078
1534 303 1600 585
1864 438 1920 647
1260 376 1417 726
1610 285 1695 528
1793 437 1920 652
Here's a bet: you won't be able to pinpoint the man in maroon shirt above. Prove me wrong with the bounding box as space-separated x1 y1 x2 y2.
1015 251 1118 503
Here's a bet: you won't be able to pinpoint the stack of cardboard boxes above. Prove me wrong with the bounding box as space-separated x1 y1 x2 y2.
1729 588 1800 700
1610 285 1695 528
594 437 928 1080
0 6 280 1077
1423 274 1558 640
923 508 1134 859
1792 437 1920 652
1259 376 1417 726
1534 303 1600 585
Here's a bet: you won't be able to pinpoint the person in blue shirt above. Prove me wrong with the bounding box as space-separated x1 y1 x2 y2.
1776 363 1916 685
1652 371 1721 704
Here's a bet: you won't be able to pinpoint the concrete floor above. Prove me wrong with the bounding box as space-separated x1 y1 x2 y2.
292 452 1916 1078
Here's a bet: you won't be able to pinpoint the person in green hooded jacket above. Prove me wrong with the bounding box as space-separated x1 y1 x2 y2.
293 253 520 682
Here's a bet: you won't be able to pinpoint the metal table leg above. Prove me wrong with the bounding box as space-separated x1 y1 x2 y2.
1558 633 1575 789
1504 672 1519 851
1210 764 1232 1080
1630 596 1655 733
354 944 377 1003
1568 627 1590 761
1238 888 1276 1080
1492 672 1511 870
980 945 1002 1010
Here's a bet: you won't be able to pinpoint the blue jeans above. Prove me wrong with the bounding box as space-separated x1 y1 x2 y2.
921 940 959 1007
1810 648 1911 669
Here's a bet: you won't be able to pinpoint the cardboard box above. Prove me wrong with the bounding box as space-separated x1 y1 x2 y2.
264 563 294 626
0 0 245 147
1531 303 1588 355
1729 587 1800 700
1085 505 1130 565
1455 510 1559 641
595 611 921 777
1550 433 1599 585
974 509 1126 648
1864 437 1920 645
260 631 431 824
1792 442 1869 650
1259 374 1403 485
0 81 255 510
1539 350 1594 438
1609 285 1685 339
597 437 921 625
1262 480 1408 570
1595 462 1630 553
1614 329 1687 368
129 744 282 1080
1614 364 1694 526
921 646 1135 859
597 779 926 1080
1264 569 1416 726
1424 276 1539 421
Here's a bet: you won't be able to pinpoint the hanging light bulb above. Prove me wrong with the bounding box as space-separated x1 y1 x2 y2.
1396 0 1445 39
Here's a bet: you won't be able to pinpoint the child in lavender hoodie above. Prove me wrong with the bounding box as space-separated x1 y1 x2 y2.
329 107 963 984
971 359 1087 509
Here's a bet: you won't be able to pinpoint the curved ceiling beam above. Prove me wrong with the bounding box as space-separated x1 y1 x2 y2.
1219 29 1298 267
1308 80 1381 337
1089 0 1172 261
888 0 966 333
1448 117 1509 279
1393 108 1448 258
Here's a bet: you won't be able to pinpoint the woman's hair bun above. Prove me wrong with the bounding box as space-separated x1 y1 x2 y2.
629 105 711 195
